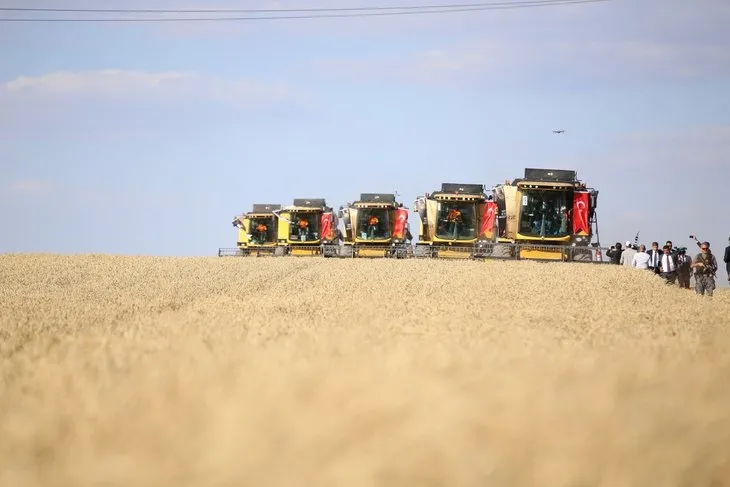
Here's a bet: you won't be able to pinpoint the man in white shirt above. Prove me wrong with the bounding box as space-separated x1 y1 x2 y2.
620 240 637 267
659 244 678 284
632 244 651 269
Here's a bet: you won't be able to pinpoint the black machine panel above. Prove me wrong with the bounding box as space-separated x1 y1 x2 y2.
252 204 281 213
359 193 396 203
440 183 485 194
524 168 577 182
293 198 327 208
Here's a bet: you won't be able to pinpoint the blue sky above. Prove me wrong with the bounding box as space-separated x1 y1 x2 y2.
1 0 729 276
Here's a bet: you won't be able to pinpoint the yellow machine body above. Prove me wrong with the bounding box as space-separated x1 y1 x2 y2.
275 198 332 257
230 203 281 256
492 168 598 262
413 183 490 259
339 193 411 258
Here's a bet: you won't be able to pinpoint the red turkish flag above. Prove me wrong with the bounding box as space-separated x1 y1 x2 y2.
393 208 409 239
572 191 590 235
480 201 497 238
320 212 334 240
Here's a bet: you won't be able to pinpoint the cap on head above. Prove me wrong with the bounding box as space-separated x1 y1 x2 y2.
625 240 631 247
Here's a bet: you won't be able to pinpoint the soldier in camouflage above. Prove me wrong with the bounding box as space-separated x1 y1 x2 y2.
691 241 718 297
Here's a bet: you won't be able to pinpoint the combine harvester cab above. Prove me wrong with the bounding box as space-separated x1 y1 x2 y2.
339 193 412 258
412 183 495 259
274 198 341 257
220 203 282 257
491 168 600 262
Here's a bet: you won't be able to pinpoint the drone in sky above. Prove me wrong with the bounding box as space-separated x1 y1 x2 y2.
552 129 565 134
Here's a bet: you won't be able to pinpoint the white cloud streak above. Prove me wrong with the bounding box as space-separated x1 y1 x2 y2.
308 0 730 87
313 37 730 88
4 180 53 196
1 70 301 108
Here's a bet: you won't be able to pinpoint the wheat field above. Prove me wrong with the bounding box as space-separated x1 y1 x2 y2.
1 254 729 487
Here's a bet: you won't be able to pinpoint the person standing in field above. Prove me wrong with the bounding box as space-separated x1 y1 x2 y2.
676 247 692 289
620 240 637 267
632 244 651 269
659 245 678 284
647 241 661 274
665 240 677 257
606 242 623 265
691 241 718 297
722 238 730 282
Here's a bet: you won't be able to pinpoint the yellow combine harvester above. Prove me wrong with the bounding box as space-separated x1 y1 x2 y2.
226 203 282 256
412 183 494 259
491 168 600 261
274 198 341 257
338 193 412 258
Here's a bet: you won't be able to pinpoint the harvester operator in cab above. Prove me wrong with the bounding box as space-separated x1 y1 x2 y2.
367 214 379 239
254 222 268 244
446 207 462 238
297 217 310 240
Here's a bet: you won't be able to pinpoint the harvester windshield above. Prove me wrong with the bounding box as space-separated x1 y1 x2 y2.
288 212 321 242
519 189 570 238
436 202 477 240
250 217 277 244
356 208 391 240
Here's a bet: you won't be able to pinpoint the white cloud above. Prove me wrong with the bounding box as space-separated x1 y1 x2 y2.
0 70 301 108
4 180 53 196
309 0 730 87
313 36 730 88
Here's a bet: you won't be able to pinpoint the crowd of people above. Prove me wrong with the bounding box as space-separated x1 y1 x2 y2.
605 237 730 297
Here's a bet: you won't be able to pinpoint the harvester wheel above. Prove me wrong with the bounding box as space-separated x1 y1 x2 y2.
394 246 408 259
571 247 593 262
322 244 338 258
274 246 287 257
340 245 354 258
491 244 513 259
413 245 431 258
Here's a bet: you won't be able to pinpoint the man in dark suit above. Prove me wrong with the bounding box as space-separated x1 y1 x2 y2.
647 241 662 274
659 244 678 284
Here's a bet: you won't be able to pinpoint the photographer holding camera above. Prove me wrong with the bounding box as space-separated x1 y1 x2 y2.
606 242 623 265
